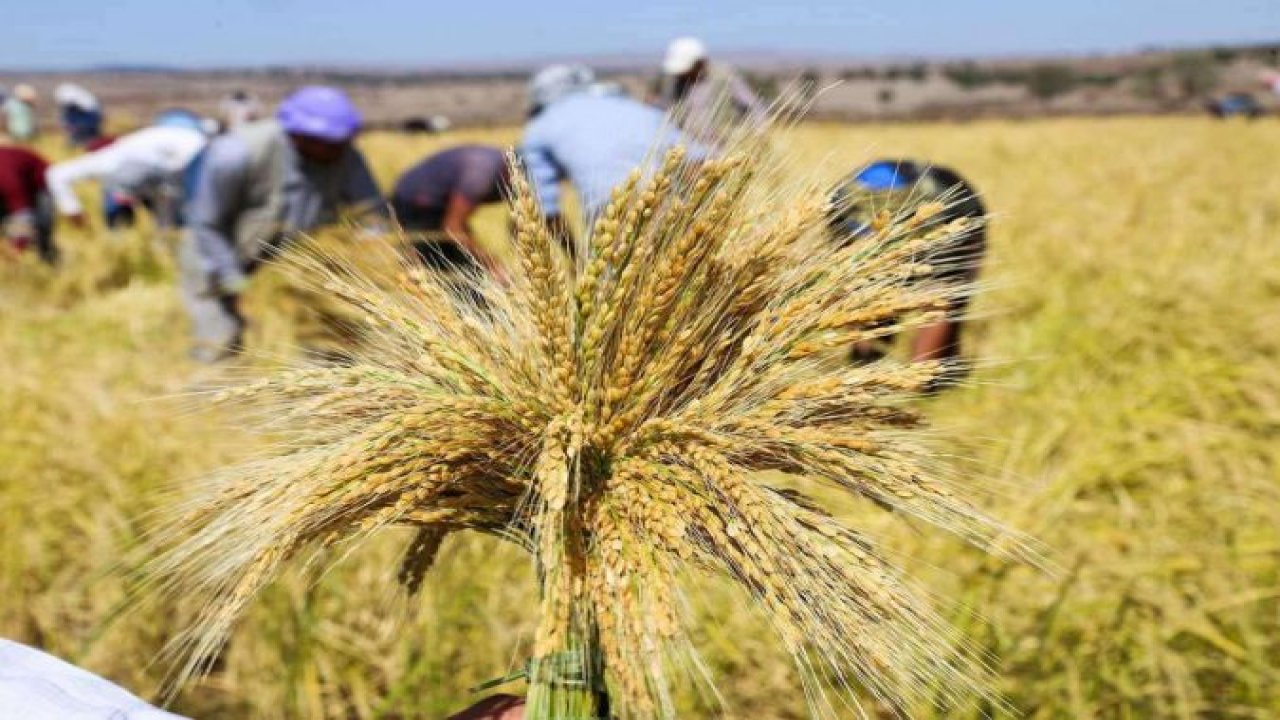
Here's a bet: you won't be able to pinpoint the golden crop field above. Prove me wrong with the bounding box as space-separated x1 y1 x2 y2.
0 116 1277 719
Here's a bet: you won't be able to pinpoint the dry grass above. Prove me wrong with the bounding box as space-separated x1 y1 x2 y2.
0 117 1277 718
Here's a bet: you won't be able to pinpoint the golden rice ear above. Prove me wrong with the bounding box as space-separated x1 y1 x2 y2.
397 526 448 597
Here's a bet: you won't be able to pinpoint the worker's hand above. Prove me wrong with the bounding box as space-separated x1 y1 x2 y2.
446 694 524 720
65 213 88 230
108 190 136 207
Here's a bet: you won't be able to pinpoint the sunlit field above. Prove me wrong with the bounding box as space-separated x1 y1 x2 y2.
1 116 1277 718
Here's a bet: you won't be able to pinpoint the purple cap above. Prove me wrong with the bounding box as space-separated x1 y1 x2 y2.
277 86 362 142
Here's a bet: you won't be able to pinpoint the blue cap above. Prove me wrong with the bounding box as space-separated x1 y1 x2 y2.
854 161 915 192
277 86 362 142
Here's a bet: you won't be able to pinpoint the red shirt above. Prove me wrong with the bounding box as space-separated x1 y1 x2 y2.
0 145 49 216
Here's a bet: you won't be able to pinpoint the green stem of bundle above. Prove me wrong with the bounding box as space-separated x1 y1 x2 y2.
524 627 609 720
524 456 612 719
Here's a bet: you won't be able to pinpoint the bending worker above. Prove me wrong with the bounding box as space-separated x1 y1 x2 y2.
0 141 55 262
520 64 702 254
391 144 509 280
45 111 209 230
657 36 766 145
181 86 384 363
828 159 987 375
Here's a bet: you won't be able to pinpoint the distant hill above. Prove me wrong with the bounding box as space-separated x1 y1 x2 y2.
3 40 1278 128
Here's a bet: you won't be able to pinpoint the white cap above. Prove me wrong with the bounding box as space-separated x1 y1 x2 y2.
663 36 707 75
528 64 596 113
54 83 98 110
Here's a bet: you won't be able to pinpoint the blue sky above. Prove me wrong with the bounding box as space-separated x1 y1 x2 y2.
4 0 1278 69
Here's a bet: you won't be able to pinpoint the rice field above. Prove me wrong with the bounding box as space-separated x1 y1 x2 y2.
1 116 1277 718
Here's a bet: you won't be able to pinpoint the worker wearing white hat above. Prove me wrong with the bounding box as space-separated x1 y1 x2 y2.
53 83 100 113
658 36 767 146
55 83 105 147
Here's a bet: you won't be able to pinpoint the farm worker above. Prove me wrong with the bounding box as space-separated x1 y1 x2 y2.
54 83 105 148
45 114 210 230
180 85 385 363
0 141 56 263
4 84 39 142
657 36 767 145
828 159 987 375
520 64 704 254
0 638 188 719
220 89 263 130
392 144 509 280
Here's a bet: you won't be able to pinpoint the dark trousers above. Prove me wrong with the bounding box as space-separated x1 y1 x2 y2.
391 198 484 275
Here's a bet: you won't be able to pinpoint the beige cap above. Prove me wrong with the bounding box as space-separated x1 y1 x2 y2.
13 84 37 103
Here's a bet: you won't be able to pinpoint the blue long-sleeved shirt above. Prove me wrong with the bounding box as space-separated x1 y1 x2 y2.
519 93 702 218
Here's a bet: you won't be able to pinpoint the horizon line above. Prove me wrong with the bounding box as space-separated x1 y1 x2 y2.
0 35 1275 75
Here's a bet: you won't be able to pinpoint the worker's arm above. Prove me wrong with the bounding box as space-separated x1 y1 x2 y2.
728 71 769 126
442 191 506 281
340 149 388 224
187 138 251 293
45 147 120 218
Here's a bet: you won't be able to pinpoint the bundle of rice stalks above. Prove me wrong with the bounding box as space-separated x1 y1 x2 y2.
148 144 1028 718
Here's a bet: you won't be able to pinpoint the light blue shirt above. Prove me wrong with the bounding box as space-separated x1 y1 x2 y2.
519 93 702 218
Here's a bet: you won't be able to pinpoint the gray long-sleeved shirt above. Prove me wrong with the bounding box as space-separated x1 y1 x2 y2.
659 62 768 145
187 124 383 282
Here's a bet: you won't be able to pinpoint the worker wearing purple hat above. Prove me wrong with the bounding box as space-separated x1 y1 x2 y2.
180 85 385 362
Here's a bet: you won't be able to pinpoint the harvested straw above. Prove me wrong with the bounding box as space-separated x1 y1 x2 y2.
148 139 1026 718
